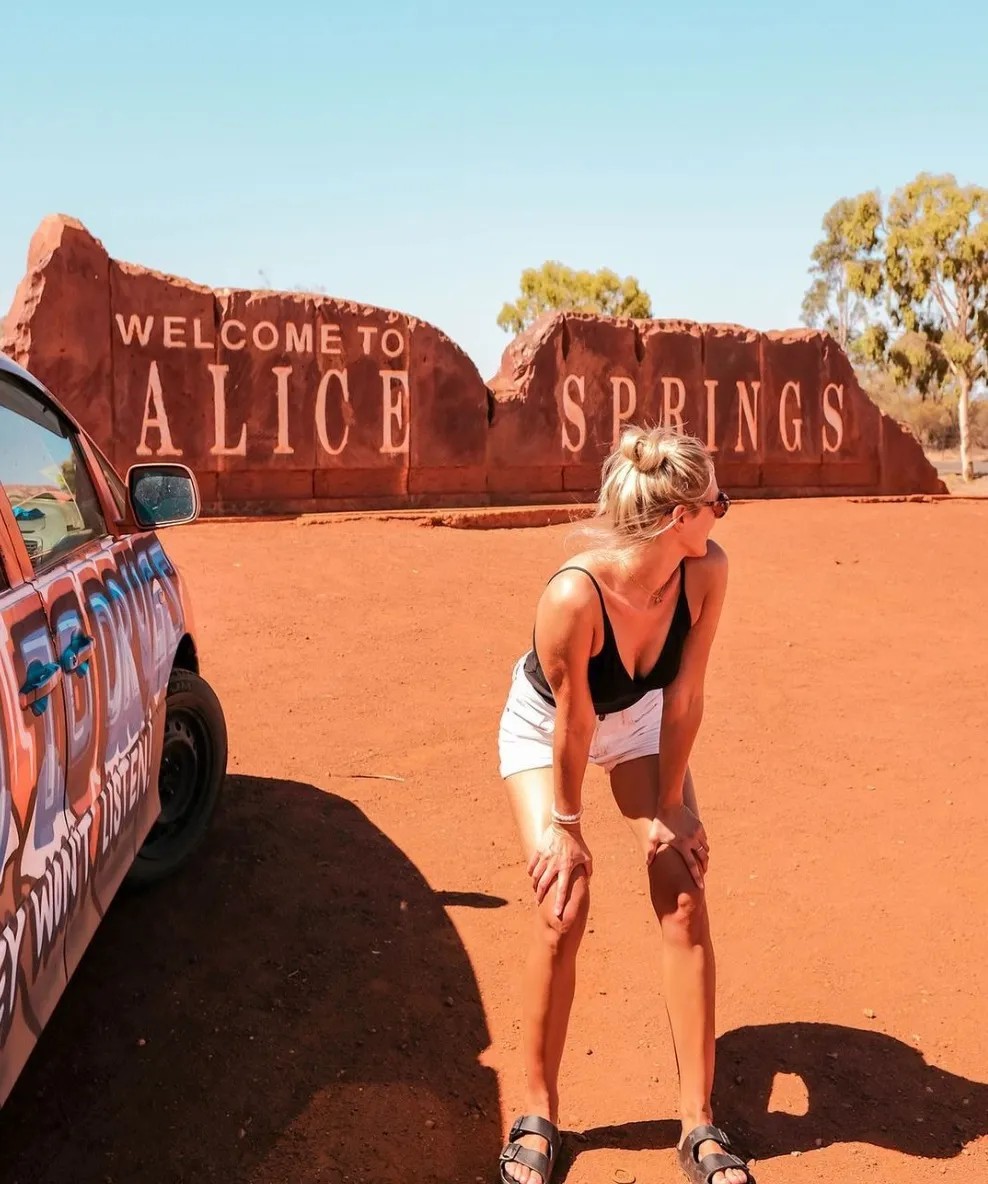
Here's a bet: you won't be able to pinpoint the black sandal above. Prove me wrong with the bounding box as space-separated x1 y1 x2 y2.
498 1114 561 1183
678 1124 756 1183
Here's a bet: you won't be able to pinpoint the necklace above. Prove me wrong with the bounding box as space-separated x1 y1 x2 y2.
623 564 678 607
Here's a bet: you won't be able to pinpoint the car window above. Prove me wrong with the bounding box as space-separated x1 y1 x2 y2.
0 376 108 573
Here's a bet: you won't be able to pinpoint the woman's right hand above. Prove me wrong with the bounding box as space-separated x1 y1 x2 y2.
527 824 594 918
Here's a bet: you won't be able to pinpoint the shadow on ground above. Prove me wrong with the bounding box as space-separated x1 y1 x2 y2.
713 1022 988 1160
0 775 501 1184
559 1021 988 1178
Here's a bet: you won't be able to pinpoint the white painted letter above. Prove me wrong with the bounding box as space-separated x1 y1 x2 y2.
610 376 636 448
320 323 343 356
562 375 587 453
0 914 25 1018
661 377 687 433
315 369 351 456
272 366 294 455
286 322 313 353
163 316 187 348
252 321 278 351
207 364 247 456
705 380 718 451
779 381 803 452
193 318 214 350
249 322 277 348
380 370 410 455
381 328 404 358
220 319 247 351
822 382 845 452
135 361 182 456
359 326 379 355
115 313 154 347
734 380 760 452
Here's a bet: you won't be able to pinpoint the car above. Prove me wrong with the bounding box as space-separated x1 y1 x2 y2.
0 352 227 1107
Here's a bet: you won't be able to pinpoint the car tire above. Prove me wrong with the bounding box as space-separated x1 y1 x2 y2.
128 668 228 886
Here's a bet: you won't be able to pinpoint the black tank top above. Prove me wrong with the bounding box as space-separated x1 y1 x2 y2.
523 563 692 715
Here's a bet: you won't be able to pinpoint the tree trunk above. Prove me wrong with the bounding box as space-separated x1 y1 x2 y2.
958 376 973 482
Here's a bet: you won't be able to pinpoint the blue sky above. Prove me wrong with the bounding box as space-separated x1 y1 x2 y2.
2 1 986 381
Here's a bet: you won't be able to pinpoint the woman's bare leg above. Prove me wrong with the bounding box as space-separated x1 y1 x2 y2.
502 766 590 1184
608 757 747 1184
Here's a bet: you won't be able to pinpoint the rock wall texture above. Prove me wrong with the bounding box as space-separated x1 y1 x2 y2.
1 216 945 513
487 313 946 499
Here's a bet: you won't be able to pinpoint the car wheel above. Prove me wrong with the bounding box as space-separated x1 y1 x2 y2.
128 668 227 886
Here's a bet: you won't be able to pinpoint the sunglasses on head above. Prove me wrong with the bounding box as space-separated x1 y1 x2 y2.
702 490 730 518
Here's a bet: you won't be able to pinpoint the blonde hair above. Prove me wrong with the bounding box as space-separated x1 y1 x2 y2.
574 424 714 552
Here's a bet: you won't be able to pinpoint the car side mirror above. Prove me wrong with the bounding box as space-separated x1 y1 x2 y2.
127 464 201 529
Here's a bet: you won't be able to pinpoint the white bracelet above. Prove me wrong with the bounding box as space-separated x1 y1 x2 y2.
551 806 584 825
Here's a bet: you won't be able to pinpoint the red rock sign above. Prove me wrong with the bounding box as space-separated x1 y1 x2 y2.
487 314 945 498
1 217 489 512
2 216 945 512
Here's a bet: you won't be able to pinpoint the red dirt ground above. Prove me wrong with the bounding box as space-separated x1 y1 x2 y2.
1 498 986 1184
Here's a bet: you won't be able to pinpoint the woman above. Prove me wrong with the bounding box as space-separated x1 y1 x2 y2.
496 425 753 1184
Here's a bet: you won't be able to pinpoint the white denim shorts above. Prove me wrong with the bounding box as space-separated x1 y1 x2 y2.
497 655 663 779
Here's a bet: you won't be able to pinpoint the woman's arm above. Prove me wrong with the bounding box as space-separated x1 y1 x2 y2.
644 545 729 888
657 543 729 808
533 572 599 820
527 572 599 916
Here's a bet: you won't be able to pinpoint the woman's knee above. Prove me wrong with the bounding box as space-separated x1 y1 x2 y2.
536 868 590 951
648 854 708 945
664 886 707 944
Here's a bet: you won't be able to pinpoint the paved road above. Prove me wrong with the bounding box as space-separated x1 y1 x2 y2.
930 457 988 478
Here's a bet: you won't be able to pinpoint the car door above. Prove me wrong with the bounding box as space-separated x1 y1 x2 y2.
0 369 172 992
0 477 72 1107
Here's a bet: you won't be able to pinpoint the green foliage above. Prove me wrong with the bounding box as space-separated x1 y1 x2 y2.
862 361 988 451
873 174 988 416
497 261 652 334
890 394 988 452
800 193 883 353
809 173 988 479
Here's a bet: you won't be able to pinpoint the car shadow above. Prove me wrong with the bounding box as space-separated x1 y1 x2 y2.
559 1021 988 1178
0 775 502 1184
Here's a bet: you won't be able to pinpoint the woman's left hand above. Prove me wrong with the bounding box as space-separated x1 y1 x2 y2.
646 803 709 888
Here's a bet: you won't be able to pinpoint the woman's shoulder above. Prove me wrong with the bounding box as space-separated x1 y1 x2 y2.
684 540 728 596
691 539 728 569
538 552 605 612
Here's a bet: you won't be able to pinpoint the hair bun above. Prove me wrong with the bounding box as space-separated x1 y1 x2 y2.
619 427 667 475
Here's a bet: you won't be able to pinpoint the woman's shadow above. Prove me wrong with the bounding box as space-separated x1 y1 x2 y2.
562 1022 988 1175
0 775 504 1184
